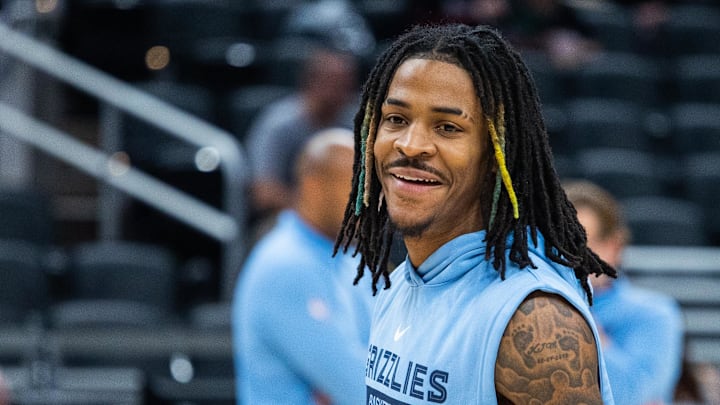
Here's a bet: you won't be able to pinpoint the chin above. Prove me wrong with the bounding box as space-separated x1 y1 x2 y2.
389 214 432 239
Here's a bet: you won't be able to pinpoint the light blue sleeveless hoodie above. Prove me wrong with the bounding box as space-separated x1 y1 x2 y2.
365 230 614 404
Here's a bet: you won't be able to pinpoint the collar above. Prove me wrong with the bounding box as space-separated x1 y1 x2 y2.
405 230 489 286
402 229 552 286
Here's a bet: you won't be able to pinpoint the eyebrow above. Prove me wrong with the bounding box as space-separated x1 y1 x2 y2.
385 97 465 117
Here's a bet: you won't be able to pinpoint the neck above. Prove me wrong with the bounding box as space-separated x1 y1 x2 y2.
403 231 468 268
295 203 334 241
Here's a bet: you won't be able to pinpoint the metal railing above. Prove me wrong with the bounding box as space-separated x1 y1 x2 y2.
0 21 248 300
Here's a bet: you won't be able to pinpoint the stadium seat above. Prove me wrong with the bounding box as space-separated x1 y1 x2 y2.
552 153 577 181
621 196 707 246
539 102 570 155
683 152 720 244
565 98 650 152
62 240 178 314
522 50 568 105
0 187 55 246
572 52 662 106
575 148 666 199
147 1 275 88
669 103 720 154
574 4 636 52
188 301 231 331
0 240 49 325
673 56 720 104
658 4 720 56
151 303 235 404
46 241 180 380
49 299 169 330
0 365 145 405
354 0 411 42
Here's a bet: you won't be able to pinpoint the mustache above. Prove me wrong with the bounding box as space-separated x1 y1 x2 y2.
383 156 446 181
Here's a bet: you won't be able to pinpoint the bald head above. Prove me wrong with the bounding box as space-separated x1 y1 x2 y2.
294 128 355 239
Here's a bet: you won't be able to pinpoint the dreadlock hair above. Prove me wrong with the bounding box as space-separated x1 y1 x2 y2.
333 23 616 304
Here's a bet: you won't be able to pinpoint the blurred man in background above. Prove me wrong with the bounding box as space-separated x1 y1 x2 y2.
232 128 372 405
565 179 684 405
245 46 359 231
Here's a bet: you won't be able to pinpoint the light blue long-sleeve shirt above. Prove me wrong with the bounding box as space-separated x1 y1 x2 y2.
232 211 373 405
593 277 684 405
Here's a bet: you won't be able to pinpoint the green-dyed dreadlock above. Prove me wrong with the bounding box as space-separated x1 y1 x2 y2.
333 23 616 304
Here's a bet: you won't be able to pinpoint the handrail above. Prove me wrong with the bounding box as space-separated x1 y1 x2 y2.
0 103 237 242
0 21 247 300
623 245 720 273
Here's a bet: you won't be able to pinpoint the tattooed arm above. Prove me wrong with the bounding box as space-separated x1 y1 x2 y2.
494 292 603 405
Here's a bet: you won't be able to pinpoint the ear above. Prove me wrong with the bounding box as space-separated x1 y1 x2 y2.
606 232 626 268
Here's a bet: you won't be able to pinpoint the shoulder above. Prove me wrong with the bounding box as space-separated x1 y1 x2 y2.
241 230 322 289
495 292 603 405
252 94 302 124
604 280 682 321
628 283 681 312
246 96 304 144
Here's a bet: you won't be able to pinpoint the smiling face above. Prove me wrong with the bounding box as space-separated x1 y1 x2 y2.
374 57 492 265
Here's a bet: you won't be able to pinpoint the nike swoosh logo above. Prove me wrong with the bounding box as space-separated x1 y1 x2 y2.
394 325 410 342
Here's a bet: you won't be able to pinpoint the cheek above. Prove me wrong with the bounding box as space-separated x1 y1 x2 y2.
449 146 487 185
335 180 353 206
373 133 393 173
589 242 613 262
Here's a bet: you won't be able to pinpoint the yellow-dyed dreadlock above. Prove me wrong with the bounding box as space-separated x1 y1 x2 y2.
488 105 519 227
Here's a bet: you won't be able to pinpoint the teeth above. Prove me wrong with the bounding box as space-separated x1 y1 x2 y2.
395 174 438 183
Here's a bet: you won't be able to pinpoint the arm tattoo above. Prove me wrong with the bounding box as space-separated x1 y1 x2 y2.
495 292 602 404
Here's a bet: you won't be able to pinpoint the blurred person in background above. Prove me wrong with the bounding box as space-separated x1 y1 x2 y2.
0 371 8 405
615 0 669 53
232 128 372 405
244 46 359 235
565 179 684 405
441 0 601 69
508 0 601 69
674 353 720 404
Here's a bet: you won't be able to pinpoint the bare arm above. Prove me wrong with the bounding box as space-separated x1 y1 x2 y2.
495 292 603 405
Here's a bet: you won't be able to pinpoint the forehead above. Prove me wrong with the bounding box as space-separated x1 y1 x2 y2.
386 58 479 104
575 206 601 236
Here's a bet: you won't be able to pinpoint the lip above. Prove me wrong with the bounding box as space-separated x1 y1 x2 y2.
386 167 444 196
388 167 443 184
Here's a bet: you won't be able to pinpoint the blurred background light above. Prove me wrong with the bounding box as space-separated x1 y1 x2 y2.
107 151 131 177
145 45 171 71
225 42 256 68
35 0 58 14
195 146 221 172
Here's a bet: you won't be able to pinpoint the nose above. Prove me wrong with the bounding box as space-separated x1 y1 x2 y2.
394 124 436 158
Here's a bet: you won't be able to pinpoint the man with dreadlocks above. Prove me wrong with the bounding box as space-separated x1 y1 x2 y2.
335 23 616 404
